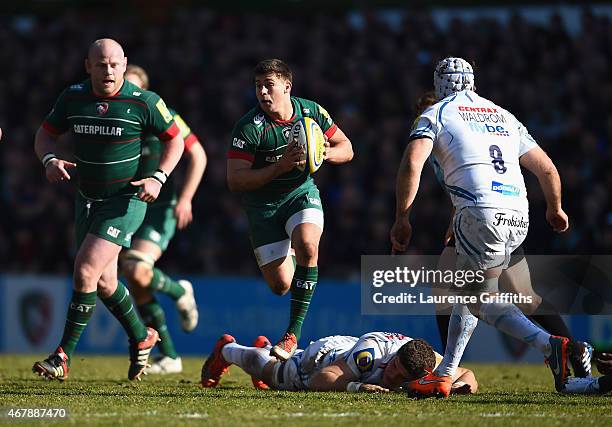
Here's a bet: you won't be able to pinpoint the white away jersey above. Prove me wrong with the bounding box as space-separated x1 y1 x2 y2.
410 90 538 212
343 332 414 384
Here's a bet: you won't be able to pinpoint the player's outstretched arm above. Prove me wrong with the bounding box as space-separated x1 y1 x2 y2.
519 146 568 233
175 141 207 229
390 137 433 253
308 359 357 391
227 141 305 192
323 127 353 164
34 126 76 183
309 359 389 393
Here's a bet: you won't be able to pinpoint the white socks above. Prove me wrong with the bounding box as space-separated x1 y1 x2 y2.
479 302 551 357
435 304 479 377
221 343 274 378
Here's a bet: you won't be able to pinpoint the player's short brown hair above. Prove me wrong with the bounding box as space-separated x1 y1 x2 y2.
397 339 436 379
254 59 292 83
414 91 437 116
125 64 149 90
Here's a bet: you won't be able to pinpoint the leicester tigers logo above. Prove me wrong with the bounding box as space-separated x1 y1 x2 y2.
20 291 52 345
282 126 292 142
96 102 109 115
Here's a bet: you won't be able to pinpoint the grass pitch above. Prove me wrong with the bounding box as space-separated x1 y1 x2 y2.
1 354 611 426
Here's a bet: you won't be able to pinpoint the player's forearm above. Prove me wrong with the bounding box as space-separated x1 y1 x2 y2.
325 138 353 164
535 165 563 211
178 143 206 202
227 163 284 192
395 154 422 220
158 135 185 176
395 139 432 219
520 147 563 211
34 127 59 161
308 371 348 392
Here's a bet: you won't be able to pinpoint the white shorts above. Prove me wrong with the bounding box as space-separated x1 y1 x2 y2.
271 335 358 391
253 208 324 267
454 207 528 271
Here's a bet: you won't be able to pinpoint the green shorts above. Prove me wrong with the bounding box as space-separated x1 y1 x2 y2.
244 185 324 266
132 201 177 251
75 193 147 249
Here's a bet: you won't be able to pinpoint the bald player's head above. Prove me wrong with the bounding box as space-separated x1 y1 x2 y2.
85 38 127 97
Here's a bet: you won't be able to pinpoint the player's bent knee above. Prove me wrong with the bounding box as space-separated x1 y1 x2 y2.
515 294 542 315
73 263 100 290
293 240 318 262
120 250 155 287
268 279 290 296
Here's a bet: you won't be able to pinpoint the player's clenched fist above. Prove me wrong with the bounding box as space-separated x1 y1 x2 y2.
546 207 569 233
390 216 413 254
277 140 306 174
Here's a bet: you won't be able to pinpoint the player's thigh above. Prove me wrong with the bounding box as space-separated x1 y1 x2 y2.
284 186 324 262
454 208 505 272
453 208 509 294
270 353 306 391
74 234 123 291
75 194 147 250
132 202 177 253
454 207 528 271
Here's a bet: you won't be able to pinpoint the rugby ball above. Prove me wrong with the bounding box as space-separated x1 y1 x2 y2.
290 117 326 174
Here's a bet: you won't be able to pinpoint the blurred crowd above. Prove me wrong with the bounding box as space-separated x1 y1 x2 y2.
0 7 610 278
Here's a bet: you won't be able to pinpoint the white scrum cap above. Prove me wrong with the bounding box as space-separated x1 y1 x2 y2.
434 57 474 100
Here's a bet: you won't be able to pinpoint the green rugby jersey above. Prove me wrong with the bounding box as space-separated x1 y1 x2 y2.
228 96 337 204
138 108 200 204
42 79 180 199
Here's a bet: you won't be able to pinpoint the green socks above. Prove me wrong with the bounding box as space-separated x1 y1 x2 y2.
100 282 147 342
149 268 185 301
60 290 97 363
138 298 178 359
287 265 318 340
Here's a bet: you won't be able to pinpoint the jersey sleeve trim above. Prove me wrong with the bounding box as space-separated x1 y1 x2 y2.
408 134 433 142
184 133 199 151
41 120 63 136
228 149 255 162
157 122 180 142
324 124 338 139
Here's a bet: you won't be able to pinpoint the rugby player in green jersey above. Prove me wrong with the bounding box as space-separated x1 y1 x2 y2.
120 65 207 374
32 39 185 381
224 59 353 362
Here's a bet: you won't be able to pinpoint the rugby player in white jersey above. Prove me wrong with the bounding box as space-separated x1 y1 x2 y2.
200 332 477 394
390 57 584 396
412 91 594 380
